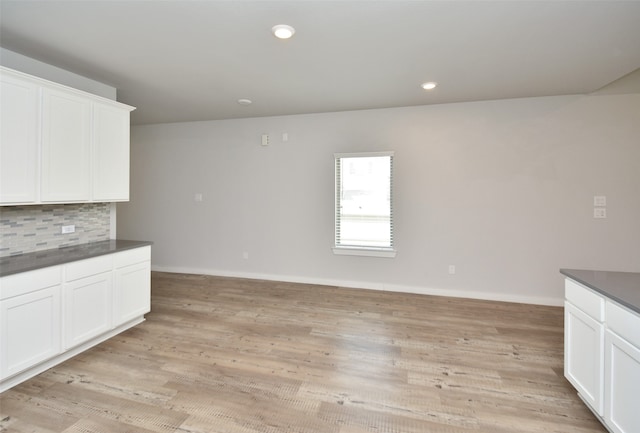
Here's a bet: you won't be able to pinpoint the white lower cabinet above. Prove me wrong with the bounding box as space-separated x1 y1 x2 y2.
64 275 113 351
115 261 151 326
565 277 640 433
1 287 62 379
604 302 640 433
113 246 151 326
564 278 605 415
0 246 150 392
64 255 113 350
564 301 604 414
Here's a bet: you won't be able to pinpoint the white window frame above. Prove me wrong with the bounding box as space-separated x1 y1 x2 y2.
333 151 396 258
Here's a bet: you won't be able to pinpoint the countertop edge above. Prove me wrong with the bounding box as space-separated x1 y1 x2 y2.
0 240 153 278
560 268 640 315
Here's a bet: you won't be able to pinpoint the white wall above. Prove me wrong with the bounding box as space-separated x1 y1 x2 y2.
117 93 640 305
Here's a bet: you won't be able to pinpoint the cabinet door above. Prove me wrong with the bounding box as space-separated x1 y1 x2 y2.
114 261 150 326
0 286 62 379
64 272 112 350
92 102 130 201
565 301 604 415
0 71 39 204
40 87 91 202
604 330 640 433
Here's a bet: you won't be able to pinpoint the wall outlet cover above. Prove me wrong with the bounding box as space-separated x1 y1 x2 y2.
61 225 75 234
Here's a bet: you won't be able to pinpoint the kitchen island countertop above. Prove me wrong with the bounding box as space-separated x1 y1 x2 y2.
560 268 640 315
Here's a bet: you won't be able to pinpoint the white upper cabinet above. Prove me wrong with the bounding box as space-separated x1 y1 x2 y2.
41 86 92 202
0 71 39 203
0 66 135 205
92 102 130 201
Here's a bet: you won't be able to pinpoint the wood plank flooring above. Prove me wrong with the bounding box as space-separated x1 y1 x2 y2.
0 272 606 433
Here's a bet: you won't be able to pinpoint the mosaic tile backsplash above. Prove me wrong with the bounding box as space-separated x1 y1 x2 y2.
0 203 110 257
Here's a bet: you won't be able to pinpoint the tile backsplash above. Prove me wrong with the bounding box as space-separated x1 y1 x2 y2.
0 203 110 257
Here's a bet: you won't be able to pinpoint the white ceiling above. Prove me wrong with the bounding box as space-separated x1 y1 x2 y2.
1 1 639 125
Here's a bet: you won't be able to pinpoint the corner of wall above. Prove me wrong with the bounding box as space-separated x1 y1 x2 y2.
0 47 117 100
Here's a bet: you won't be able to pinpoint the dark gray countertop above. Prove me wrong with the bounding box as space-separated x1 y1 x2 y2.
0 239 152 278
561 269 640 315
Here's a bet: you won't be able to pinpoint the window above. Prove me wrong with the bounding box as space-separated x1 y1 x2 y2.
334 152 395 257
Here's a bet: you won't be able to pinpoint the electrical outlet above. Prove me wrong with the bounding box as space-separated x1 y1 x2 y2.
61 225 75 234
448 265 456 275
242 252 249 259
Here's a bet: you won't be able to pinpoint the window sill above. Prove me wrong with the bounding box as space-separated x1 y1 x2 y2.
332 247 397 258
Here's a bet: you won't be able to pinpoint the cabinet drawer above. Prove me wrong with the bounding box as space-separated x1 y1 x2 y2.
114 246 150 268
65 255 112 281
0 266 61 300
566 278 605 321
606 301 640 348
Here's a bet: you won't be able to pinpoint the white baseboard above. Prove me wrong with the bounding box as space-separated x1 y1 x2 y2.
151 265 563 307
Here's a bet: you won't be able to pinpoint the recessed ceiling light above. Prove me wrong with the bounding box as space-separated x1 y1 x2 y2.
272 24 295 39
421 82 437 90
237 99 252 105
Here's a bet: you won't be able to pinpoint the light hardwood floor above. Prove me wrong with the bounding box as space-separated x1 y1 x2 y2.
1 272 606 433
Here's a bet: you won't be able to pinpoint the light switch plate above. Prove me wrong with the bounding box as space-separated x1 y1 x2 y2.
594 195 607 207
594 208 607 219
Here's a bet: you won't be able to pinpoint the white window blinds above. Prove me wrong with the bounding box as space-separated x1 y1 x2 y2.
335 152 394 255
